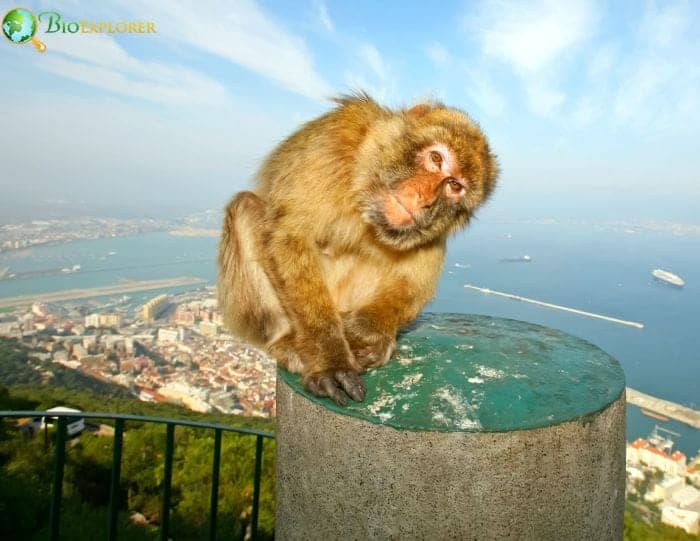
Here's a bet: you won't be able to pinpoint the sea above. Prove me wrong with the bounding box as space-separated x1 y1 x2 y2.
0 223 698 457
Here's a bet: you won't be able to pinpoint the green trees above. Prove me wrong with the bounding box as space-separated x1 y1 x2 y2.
0 389 275 540
0 338 274 539
624 512 700 540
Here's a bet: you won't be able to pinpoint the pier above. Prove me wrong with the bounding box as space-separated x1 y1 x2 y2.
464 284 645 329
626 387 700 429
0 276 207 308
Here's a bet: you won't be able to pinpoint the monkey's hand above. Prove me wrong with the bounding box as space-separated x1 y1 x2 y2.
342 311 396 369
303 369 366 407
297 335 366 406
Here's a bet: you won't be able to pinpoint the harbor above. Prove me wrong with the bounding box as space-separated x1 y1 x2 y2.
0 276 207 308
627 387 700 429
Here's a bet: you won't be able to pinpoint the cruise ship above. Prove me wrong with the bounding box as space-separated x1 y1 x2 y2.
499 255 532 263
652 269 685 287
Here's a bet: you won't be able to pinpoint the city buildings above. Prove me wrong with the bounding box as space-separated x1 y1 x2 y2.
627 438 687 477
142 294 169 321
0 288 276 418
85 312 122 329
626 430 700 535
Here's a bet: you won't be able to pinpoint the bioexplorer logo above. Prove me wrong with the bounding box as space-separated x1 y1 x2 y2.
2 7 156 53
2 8 45 52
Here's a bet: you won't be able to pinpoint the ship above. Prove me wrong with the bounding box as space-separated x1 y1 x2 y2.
0 266 9 280
652 269 684 288
647 425 681 452
641 409 669 422
499 255 532 263
60 264 82 274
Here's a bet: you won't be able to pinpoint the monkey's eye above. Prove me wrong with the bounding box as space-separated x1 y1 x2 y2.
429 151 442 165
446 178 463 194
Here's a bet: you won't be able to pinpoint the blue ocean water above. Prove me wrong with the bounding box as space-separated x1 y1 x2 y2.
0 226 697 456
0 233 218 297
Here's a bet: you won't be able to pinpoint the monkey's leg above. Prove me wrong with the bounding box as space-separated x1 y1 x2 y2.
262 225 365 406
218 192 292 351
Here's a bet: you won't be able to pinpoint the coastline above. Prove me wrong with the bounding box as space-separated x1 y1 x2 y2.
0 276 207 308
169 228 220 238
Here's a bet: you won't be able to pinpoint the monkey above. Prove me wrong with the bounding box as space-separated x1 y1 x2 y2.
218 93 498 406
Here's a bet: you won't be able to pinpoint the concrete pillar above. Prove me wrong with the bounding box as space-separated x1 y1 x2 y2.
276 313 626 540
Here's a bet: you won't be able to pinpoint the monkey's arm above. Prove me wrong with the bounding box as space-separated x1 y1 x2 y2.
263 221 365 405
342 250 443 368
342 282 423 368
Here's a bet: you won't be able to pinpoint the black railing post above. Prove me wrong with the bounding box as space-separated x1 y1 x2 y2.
0 411 273 539
161 423 175 541
49 417 67 541
209 428 222 541
108 418 125 541
250 435 264 541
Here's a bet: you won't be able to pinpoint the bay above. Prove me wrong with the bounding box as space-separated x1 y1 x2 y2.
1 225 697 456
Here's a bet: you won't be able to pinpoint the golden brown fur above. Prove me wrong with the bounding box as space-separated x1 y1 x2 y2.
218 93 498 405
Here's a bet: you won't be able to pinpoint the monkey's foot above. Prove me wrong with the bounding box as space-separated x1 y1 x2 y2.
304 371 366 406
341 311 396 369
351 336 396 369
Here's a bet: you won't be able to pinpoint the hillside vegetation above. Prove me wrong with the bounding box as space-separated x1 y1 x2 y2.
0 337 274 540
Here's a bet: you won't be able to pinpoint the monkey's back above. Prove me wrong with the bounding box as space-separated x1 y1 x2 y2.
255 96 390 203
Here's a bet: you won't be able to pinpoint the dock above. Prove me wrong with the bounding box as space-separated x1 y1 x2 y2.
626 387 700 429
464 284 644 329
0 276 207 308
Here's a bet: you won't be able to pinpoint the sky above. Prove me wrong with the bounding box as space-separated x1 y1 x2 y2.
1 0 699 221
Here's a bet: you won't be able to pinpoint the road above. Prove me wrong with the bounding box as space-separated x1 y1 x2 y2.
0 276 207 308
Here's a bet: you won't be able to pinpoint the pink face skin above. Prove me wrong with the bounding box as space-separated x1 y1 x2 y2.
383 143 467 228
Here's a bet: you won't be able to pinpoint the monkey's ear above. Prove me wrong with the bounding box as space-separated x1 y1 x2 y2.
407 103 432 118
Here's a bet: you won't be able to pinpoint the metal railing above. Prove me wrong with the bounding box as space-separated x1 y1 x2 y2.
0 410 274 541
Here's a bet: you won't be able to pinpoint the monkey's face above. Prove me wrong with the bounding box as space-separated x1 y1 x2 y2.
365 128 497 251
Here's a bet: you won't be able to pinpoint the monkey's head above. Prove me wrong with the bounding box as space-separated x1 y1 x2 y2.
356 103 498 251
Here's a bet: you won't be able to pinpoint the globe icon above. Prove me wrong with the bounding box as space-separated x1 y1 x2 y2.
2 7 45 52
3 8 36 43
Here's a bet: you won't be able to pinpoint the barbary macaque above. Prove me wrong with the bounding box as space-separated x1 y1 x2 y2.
218 94 498 405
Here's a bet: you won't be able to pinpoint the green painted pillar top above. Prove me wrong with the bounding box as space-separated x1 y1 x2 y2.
278 313 625 432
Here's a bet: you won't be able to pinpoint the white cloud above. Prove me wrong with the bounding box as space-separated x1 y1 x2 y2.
344 43 395 103
115 0 333 101
313 0 335 33
426 43 452 68
525 82 565 116
614 58 679 128
613 1 700 130
467 0 597 116
587 44 617 82
639 0 691 47
472 0 597 75
359 44 387 82
464 67 507 117
38 32 228 106
0 90 283 205
569 96 603 126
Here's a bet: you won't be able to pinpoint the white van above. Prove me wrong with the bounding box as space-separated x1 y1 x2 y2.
32 407 85 437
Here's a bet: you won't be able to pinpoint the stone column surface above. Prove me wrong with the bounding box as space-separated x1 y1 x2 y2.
276 313 626 541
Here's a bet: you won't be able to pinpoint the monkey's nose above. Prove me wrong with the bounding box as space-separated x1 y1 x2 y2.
417 190 439 210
